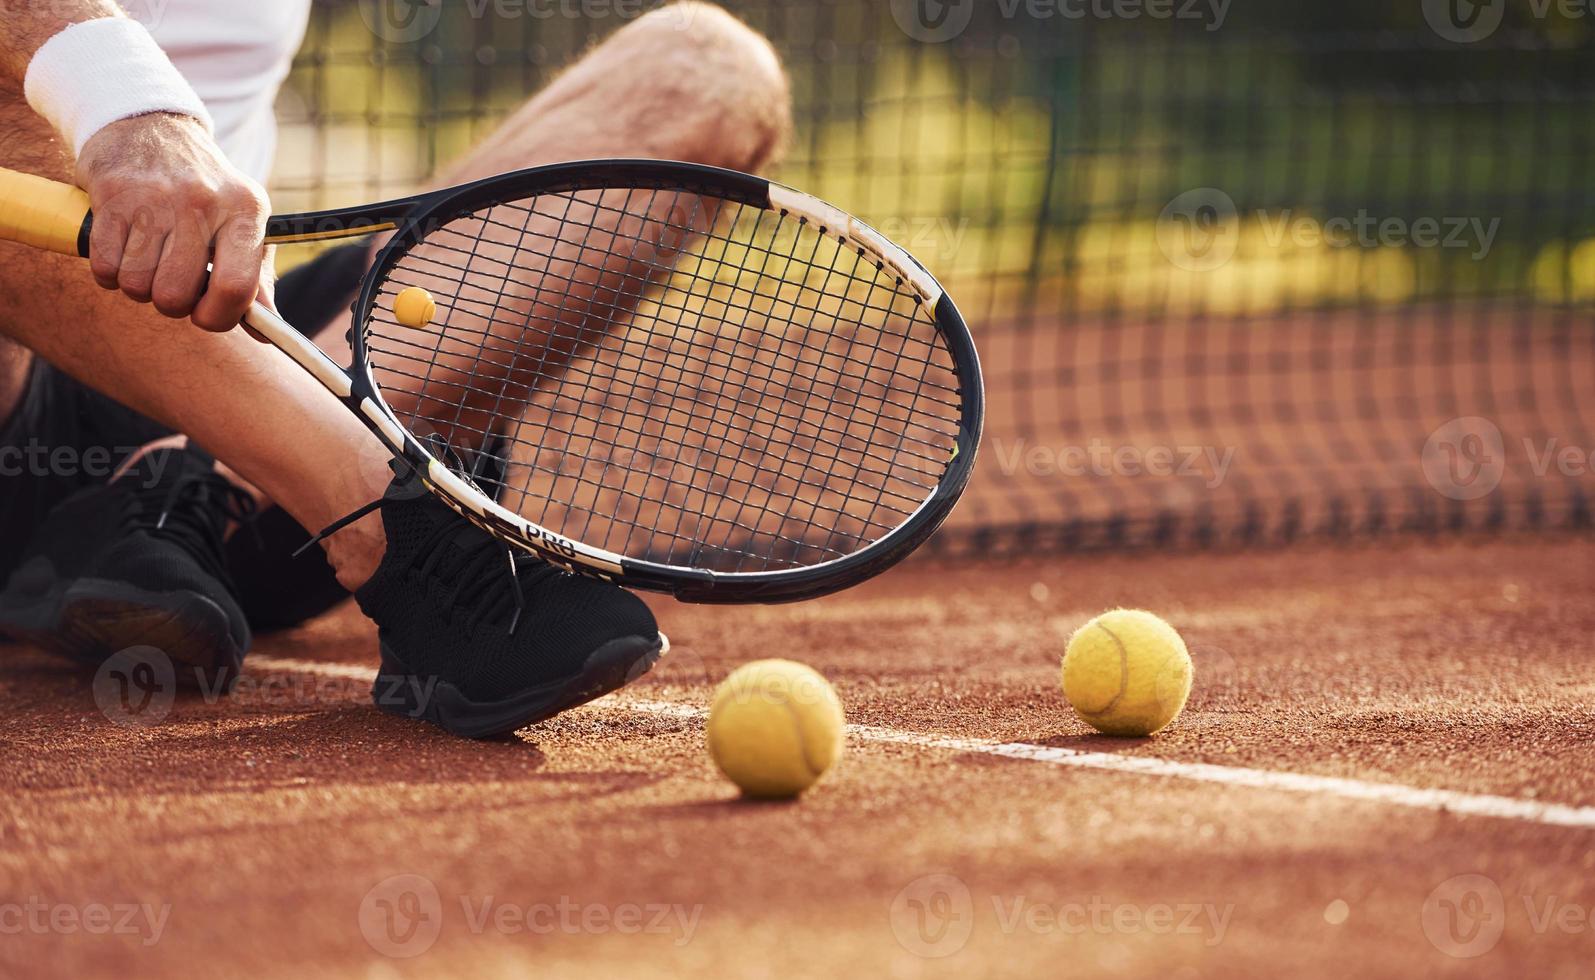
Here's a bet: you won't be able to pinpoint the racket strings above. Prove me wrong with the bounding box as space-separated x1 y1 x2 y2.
369 221 965 424
395 193 944 555
366 301 961 466
363 183 963 572
392 220 937 565
404 192 934 330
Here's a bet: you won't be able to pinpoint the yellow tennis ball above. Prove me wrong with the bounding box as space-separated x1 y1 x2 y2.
1062 609 1193 736
707 659 845 798
393 286 436 328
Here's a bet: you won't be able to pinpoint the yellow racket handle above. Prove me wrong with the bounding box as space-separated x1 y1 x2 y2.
0 167 357 401
0 167 92 257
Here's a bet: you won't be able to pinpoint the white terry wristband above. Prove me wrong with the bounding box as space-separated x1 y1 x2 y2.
24 17 214 159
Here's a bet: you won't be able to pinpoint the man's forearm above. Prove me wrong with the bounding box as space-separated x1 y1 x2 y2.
0 0 270 330
0 1 126 89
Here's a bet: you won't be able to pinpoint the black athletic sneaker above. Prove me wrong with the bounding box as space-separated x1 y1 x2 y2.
355 477 665 738
0 446 254 688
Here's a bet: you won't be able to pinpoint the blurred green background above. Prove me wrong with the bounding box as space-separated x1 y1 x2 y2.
273 0 1595 318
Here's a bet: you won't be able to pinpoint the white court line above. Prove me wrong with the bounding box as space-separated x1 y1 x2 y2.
252 656 379 682
250 655 1595 830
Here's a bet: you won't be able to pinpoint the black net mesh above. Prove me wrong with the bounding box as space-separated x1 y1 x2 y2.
279 1 1595 557
362 180 963 571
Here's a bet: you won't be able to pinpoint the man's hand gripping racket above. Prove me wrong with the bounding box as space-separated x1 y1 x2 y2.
0 160 983 602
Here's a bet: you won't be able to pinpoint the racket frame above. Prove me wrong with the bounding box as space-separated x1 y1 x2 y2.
346 160 984 602
0 159 983 603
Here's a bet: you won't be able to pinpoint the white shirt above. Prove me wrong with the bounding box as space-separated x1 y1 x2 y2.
141 0 311 182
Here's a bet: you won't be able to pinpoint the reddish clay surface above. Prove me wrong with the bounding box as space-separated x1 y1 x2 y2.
3 535 1594 978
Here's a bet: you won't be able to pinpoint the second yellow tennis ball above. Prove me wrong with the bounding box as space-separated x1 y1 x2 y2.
1062 609 1193 736
707 659 845 798
393 286 436 328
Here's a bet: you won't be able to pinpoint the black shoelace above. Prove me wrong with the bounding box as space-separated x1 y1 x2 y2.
132 471 259 581
410 519 561 635
296 484 550 636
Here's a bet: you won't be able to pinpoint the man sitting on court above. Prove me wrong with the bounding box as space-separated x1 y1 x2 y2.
0 1 790 736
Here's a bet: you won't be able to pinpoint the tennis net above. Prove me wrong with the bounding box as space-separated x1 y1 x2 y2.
275 0 1595 555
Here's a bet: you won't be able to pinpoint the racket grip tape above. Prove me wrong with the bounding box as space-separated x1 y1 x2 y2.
0 167 93 258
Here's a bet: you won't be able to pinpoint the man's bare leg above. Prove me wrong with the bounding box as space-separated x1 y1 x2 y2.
0 99 392 588
0 2 789 592
308 2 791 370
440 3 788 186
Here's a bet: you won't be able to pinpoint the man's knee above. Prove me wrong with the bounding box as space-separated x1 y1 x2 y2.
608 3 792 167
630 2 786 87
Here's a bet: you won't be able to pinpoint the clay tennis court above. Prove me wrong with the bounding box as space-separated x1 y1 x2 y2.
6 2 1594 978
4 535 1594 976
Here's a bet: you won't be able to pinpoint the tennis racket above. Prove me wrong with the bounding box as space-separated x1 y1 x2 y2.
0 160 983 603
